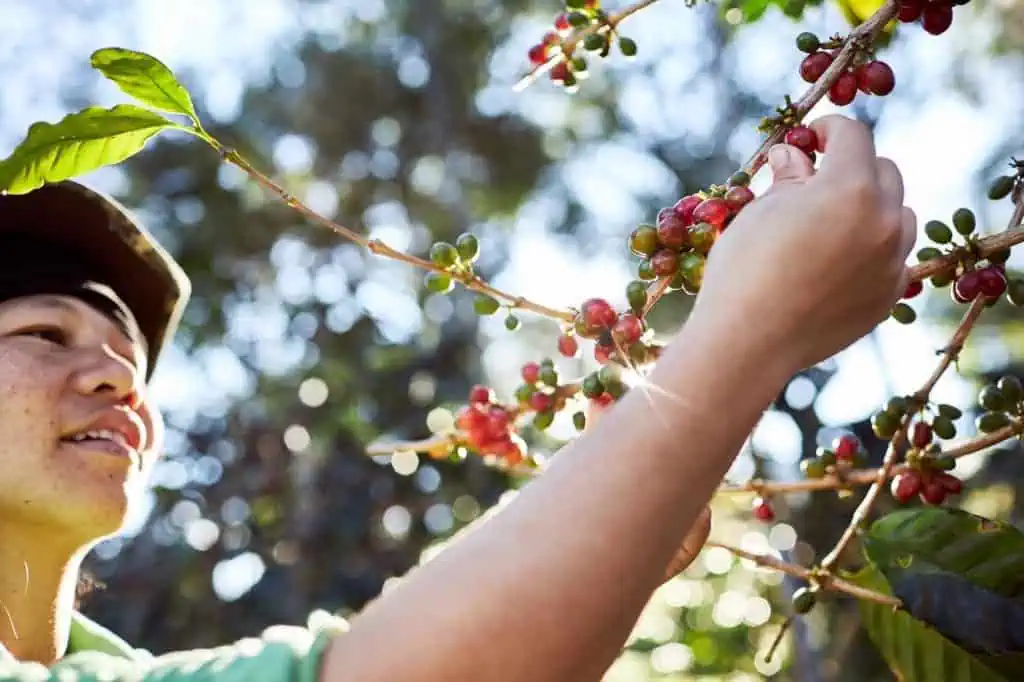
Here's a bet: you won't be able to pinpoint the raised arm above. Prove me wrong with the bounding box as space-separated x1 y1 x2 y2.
320 115 916 682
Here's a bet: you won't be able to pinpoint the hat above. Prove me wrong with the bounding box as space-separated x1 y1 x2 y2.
0 181 191 380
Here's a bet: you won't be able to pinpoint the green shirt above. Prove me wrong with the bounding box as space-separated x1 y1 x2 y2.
0 610 347 682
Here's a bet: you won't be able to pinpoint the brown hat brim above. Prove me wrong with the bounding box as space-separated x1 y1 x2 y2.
0 181 191 380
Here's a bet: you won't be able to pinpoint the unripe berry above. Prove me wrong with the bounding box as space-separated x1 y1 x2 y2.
456 233 480 262
952 208 976 235
800 52 833 83
872 411 900 439
979 384 1006 411
795 32 820 53
629 224 659 257
925 220 953 243
792 587 817 614
688 223 716 254
474 294 500 316
801 458 827 479
921 3 954 35
997 375 1023 404
626 280 648 312
977 410 1010 433
932 416 957 440
618 36 638 57
989 175 1016 200
891 303 916 324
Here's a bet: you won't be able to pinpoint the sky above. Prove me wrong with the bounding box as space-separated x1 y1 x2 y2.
0 0 1022 608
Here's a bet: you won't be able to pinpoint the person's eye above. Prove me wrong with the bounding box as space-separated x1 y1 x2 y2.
19 326 70 346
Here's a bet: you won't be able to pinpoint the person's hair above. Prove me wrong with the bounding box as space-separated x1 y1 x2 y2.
75 572 103 609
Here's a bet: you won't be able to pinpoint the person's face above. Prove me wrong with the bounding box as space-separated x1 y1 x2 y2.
0 293 161 544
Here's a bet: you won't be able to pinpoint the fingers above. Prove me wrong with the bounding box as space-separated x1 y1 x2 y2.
767 144 815 188
663 506 712 581
808 114 878 182
876 157 904 209
893 206 918 298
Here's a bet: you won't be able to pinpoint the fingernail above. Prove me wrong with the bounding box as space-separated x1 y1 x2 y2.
768 144 792 169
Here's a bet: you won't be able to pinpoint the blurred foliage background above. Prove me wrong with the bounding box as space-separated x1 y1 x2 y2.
1 0 1023 679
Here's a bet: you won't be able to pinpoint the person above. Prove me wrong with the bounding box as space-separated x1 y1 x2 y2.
0 113 914 681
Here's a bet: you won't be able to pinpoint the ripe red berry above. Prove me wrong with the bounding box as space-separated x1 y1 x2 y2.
891 470 922 503
456 405 485 432
861 61 896 96
594 343 615 365
550 61 571 83
784 125 818 155
920 477 947 505
469 385 493 405
613 313 645 345
936 472 962 495
978 266 1008 299
898 0 924 22
657 213 690 249
903 280 924 299
521 362 541 384
834 434 860 461
828 72 859 106
753 497 775 522
724 186 755 212
651 249 680 276
953 271 982 303
580 298 618 332
557 333 579 358
673 194 703 225
921 3 954 35
693 198 730 229
529 392 554 413
554 13 571 31
799 52 833 83
911 422 933 448
591 392 614 408
528 44 549 65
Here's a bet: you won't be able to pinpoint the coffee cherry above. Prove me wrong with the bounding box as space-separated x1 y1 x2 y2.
917 246 943 262
582 373 604 399
728 171 751 187
673 194 703 224
828 72 858 106
989 249 1011 265
550 61 572 84
801 458 827 479
911 422 933 448
997 376 1023 405
474 294 500 316
657 214 690 249
872 411 900 439
724 186 755 212
430 242 459 267
521 362 541 384
921 3 954 35
951 208 975 235
925 220 952 244
920 476 947 505
425 272 454 293
651 249 680 276
977 410 1010 433
693 198 730 229
784 126 818 155
753 497 775 522
456 233 480 262
800 52 833 83
936 471 962 495
979 384 1006 411
903 280 924 299
898 0 924 21
557 333 579 358
533 410 554 431
796 32 820 53
859 61 895 95
891 303 917 324
931 453 956 471
891 471 922 503
638 260 656 281
978 266 1008 299
580 298 618 333
1008 279 1024 306
989 175 1016 200
554 13 571 31
613 313 644 345
528 43 550 65
469 384 493 405
792 587 817 614
594 343 615 365
618 36 638 57
529 392 554 412
932 415 957 440
887 396 911 416
953 271 982 302
931 270 955 288
688 223 716 254
630 224 659 257
515 383 536 404
834 434 860 461
505 314 521 331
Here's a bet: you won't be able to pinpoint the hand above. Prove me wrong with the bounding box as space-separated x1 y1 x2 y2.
690 114 916 376
586 401 711 581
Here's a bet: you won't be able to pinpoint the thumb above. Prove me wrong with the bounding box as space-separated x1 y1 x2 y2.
768 143 814 187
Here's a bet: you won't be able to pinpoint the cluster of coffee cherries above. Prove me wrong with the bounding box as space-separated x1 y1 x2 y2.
896 0 971 36
455 385 528 466
871 396 960 442
513 358 579 431
553 294 658 374
973 375 1023 436
890 451 961 505
525 0 638 90
795 32 895 106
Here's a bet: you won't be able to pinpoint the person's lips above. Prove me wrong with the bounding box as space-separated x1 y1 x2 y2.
61 409 144 459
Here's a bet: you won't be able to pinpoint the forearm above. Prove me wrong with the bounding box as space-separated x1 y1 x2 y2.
321 312 792 682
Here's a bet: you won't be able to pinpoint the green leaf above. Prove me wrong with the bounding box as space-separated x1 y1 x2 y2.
740 0 772 20
90 47 198 121
851 564 1010 681
0 105 180 195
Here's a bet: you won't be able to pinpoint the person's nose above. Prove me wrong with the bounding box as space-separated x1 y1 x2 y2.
70 344 140 407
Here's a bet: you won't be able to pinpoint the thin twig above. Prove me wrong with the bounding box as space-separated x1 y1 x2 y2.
705 541 901 607
212 144 576 323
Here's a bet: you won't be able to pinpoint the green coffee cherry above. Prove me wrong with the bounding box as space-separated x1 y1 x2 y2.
932 455 956 471
979 385 1006 411
539 366 559 387
533 411 554 430
887 396 911 416
988 175 1015 200
816 448 837 468
689 223 715 254
925 220 952 244
430 242 459 267
573 411 587 431
474 294 500 316
792 587 817 614
618 37 638 57
505 314 521 331
891 303 916 324
582 373 605 399
801 458 827 479
952 209 976 236
937 403 962 420
917 247 942 262
796 32 820 53
931 270 955 288
932 415 956 440
977 411 1010 433
571 56 588 72
626 280 648 312
456 233 480 262
729 171 751 187
425 272 453 293
872 411 900 439
568 11 590 26
630 225 659 257
515 384 536 403
638 260 657 281
584 33 606 51
997 376 1023 406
